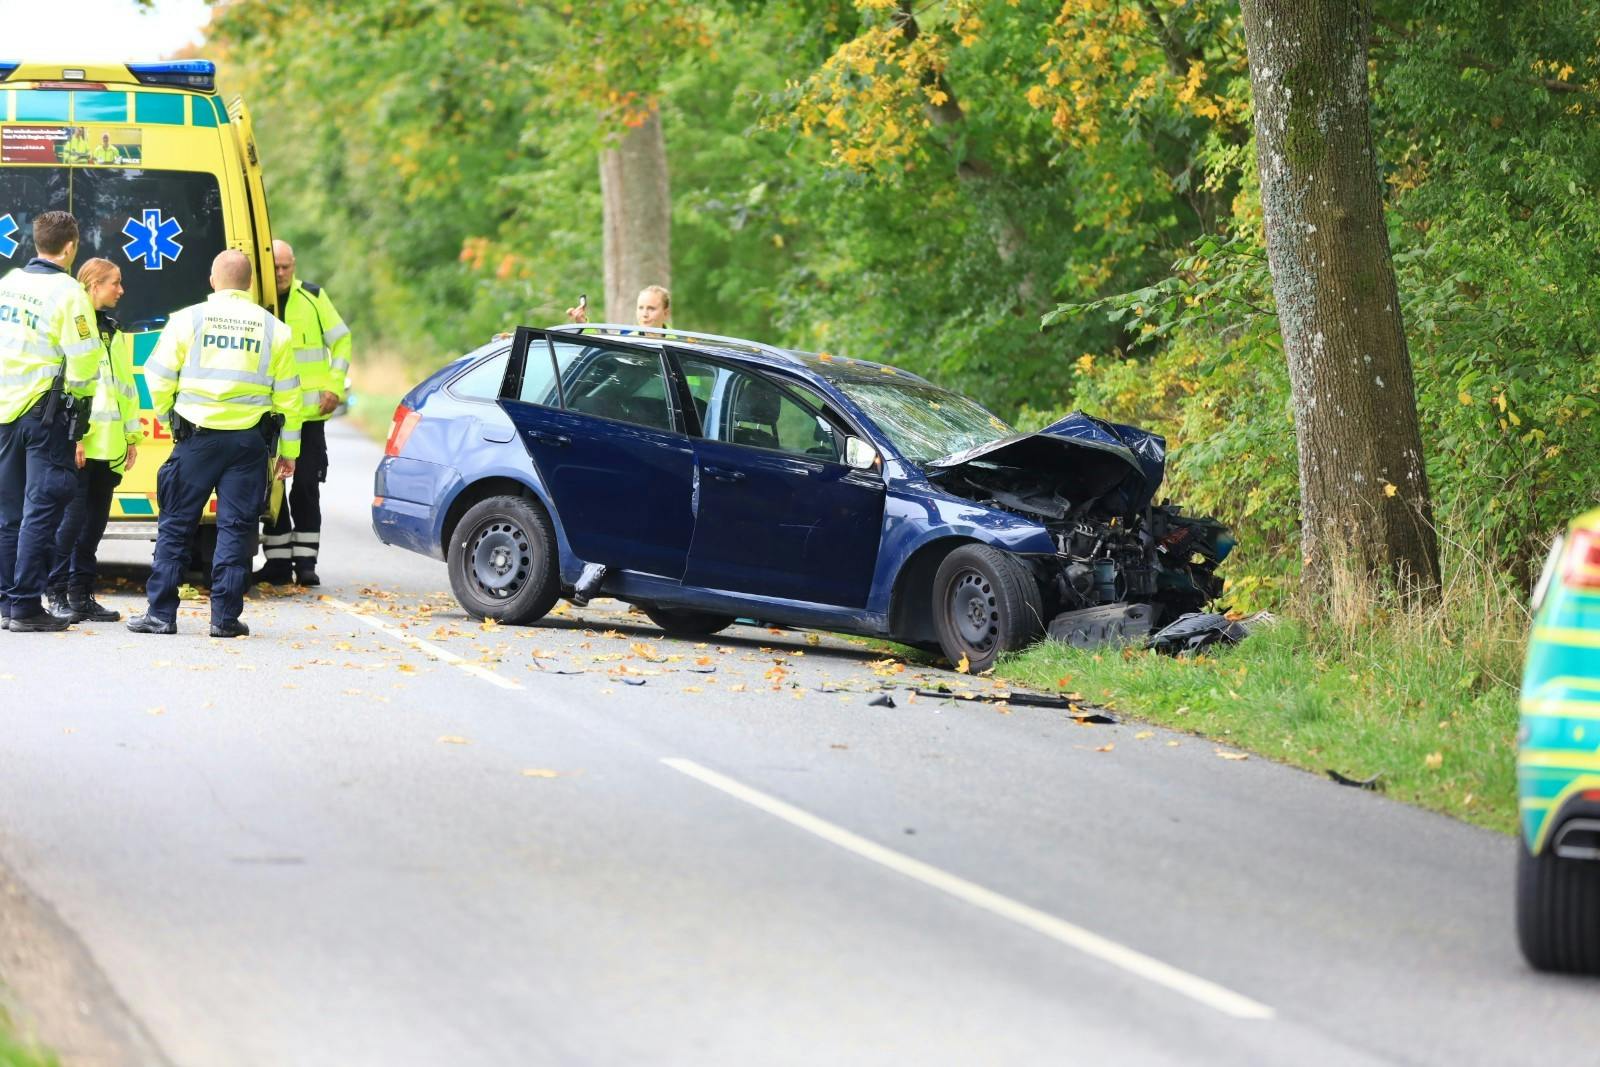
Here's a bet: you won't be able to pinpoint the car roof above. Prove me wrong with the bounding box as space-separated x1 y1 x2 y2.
550 324 936 388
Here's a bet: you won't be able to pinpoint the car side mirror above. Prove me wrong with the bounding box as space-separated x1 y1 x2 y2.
845 437 878 471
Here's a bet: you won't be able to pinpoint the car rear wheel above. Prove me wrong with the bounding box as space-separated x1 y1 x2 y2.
1517 838 1600 973
448 495 560 625
932 544 1043 673
643 605 735 636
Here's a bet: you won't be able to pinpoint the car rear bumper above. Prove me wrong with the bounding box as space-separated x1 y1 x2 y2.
372 497 442 559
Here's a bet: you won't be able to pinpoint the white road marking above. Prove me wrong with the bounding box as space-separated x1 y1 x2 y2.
324 597 522 691
662 757 1275 1021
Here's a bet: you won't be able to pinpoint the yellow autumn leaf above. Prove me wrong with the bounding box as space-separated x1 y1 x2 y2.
437 735 471 745
1135 731 1154 740
1458 391 1473 406
521 768 561 778
1424 751 1443 770
1383 482 1398 497
956 653 971 674
1215 750 1249 761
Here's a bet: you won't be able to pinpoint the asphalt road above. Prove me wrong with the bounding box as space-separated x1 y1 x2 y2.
0 420 1594 1066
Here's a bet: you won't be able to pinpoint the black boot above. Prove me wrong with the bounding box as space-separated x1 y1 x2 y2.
252 563 294 586
45 587 80 621
294 564 320 587
69 592 121 622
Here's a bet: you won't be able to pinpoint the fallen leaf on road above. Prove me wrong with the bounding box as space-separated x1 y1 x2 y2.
831 743 848 749
438 736 470 745
806 633 822 646
1166 740 1180 747
1135 731 1154 740
1096 743 1114 752
147 706 165 716
521 769 562 778
1424 751 1444 770
630 642 663 662
728 683 747 693
955 653 970 674
480 618 500 631
396 663 417 674
1215 750 1248 761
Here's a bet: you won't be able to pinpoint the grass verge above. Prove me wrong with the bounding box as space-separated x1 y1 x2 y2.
0 1009 57 1067
348 350 426 445
999 561 1528 832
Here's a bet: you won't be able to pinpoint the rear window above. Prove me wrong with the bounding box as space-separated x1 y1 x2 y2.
0 167 227 330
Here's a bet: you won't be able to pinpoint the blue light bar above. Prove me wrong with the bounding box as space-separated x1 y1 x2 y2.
126 60 215 91
0 63 18 82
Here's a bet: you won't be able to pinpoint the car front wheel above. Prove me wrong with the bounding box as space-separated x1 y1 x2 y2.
1517 838 1600 973
643 605 735 636
447 495 560 625
931 544 1043 673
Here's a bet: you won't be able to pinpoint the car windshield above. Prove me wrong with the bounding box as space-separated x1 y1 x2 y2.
835 378 1012 464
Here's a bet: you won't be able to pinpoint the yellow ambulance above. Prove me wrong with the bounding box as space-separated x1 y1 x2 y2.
0 60 273 569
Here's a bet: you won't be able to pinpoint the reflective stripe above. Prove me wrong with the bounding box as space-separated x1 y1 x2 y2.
176 390 271 407
1 338 60 359
180 364 274 387
63 374 95 391
281 429 302 442
293 347 329 364
189 306 206 355
263 546 293 560
291 545 318 557
262 314 276 360
61 336 101 359
294 531 321 543
323 323 350 344
262 534 292 547
328 357 350 374
277 375 301 391
144 364 178 385
89 409 123 423
0 365 60 388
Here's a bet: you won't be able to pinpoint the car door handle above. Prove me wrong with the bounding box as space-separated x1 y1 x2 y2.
526 429 570 447
704 465 746 483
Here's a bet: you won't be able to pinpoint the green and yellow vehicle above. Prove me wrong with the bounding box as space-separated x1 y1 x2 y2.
1517 506 1600 973
0 59 274 568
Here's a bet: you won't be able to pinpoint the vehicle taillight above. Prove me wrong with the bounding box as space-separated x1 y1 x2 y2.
385 404 421 457
1562 527 1600 591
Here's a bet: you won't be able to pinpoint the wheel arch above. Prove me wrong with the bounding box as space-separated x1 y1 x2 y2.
888 535 981 648
440 477 557 558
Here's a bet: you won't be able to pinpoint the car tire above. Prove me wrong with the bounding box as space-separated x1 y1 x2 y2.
643 605 735 636
931 544 1043 673
1516 838 1600 973
447 495 560 625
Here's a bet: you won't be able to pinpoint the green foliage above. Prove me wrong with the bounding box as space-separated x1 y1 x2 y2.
207 0 1596 596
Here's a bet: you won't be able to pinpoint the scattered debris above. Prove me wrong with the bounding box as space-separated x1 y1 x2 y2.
910 687 1117 723
867 694 896 708
1147 611 1262 656
622 677 647 686
1327 769 1384 791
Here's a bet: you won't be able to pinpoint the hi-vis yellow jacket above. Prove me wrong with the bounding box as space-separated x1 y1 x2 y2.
0 261 101 423
144 289 304 459
278 279 350 422
82 315 141 470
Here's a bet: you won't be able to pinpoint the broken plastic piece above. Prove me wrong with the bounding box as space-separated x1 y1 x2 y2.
910 688 1117 723
1327 769 1383 790
622 676 646 686
868 694 896 708
1047 602 1155 649
1146 611 1252 656
569 562 608 607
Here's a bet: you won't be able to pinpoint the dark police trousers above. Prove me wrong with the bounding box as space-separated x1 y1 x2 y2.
260 418 326 576
0 400 76 620
147 427 268 627
50 458 121 598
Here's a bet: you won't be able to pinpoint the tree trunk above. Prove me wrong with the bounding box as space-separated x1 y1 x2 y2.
1241 0 1440 597
599 107 671 324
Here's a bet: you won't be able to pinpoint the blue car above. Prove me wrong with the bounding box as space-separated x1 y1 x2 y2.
372 325 1230 670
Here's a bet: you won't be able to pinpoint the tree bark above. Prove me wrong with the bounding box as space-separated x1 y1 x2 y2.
599 107 671 324
1241 0 1440 596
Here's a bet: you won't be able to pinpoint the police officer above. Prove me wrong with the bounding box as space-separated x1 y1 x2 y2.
255 238 350 587
127 250 302 638
0 211 102 633
47 258 141 623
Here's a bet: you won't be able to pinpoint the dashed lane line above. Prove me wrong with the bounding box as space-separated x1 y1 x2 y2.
323 596 522 691
662 756 1275 1022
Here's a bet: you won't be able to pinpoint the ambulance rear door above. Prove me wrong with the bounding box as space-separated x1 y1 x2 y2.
225 97 274 310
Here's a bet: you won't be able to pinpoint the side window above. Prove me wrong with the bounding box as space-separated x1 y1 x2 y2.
547 341 675 432
679 356 841 460
448 350 510 401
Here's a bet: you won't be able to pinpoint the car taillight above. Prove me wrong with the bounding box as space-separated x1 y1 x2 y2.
1562 527 1600 591
385 404 421 457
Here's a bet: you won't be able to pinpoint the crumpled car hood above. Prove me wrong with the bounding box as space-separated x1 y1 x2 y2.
926 411 1168 516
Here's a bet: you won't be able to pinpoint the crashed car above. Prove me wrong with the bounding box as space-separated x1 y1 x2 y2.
372 325 1232 671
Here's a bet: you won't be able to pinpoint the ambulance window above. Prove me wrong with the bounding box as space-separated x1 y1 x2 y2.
448 350 510 402
0 167 227 333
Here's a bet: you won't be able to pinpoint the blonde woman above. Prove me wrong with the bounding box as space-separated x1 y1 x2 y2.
47 258 140 622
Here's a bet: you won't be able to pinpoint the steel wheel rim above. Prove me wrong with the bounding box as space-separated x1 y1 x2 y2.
949 569 998 651
470 520 531 599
